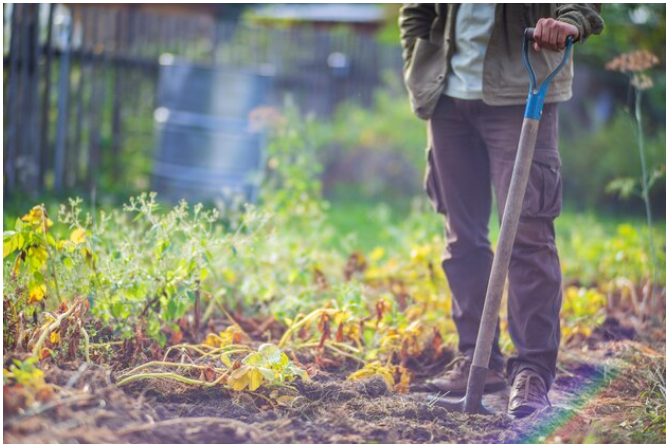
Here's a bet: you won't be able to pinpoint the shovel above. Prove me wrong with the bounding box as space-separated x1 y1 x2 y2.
429 28 573 415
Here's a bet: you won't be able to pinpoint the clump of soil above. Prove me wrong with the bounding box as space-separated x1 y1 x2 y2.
589 316 637 342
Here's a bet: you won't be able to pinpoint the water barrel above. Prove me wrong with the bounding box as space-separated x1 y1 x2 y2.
152 55 273 204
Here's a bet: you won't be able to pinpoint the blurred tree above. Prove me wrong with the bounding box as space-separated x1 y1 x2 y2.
376 4 401 46
577 4 666 122
580 4 666 61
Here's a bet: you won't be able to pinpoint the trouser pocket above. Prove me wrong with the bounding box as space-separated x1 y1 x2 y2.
522 160 562 219
424 146 446 215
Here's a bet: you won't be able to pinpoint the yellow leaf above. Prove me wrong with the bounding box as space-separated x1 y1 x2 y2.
396 367 411 394
22 206 54 230
204 325 243 348
70 228 86 244
228 367 251 391
369 247 385 262
29 284 47 304
348 362 382 381
30 246 48 262
223 269 237 285
50 331 60 344
276 395 295 406
3 240 12 259
248 368 264 391
12 256 21 277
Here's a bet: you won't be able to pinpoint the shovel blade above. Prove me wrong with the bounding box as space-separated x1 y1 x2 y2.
427 394 494 415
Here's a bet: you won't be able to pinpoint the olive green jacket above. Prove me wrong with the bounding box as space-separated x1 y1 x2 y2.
399 4 604 119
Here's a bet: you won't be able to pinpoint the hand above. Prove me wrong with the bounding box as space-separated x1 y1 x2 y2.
533 18 579 52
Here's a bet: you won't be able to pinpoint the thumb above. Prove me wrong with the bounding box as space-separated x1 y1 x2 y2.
533 41 541 52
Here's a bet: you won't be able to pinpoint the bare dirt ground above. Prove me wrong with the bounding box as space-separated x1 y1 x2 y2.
5 327 665 444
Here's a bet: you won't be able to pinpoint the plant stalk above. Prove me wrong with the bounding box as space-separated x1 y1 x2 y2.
634 88 660 320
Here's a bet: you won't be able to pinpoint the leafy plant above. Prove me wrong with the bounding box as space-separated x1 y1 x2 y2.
227 343 308 391
606 50 663 319
3 205 61 307
3 358 54 407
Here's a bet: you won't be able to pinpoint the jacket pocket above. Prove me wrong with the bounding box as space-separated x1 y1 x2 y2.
404 38 446 119
405 38 442 89
522 161 562 219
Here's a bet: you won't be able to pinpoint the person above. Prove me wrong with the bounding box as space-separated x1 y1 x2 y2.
399 4 603 418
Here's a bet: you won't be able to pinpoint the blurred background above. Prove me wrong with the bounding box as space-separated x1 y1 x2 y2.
3 3 665 219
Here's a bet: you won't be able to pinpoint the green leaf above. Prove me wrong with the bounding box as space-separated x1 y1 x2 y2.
175 299 187 320
243 353 264 366
63 257 74 270
606 177 638 199
166 297 178 321
186 290 197 304
258 344 282 364
112 302 124 319
33 271 44 283
3 233 25 259
257 367 275 381
156 239 170 256
290 366 309 381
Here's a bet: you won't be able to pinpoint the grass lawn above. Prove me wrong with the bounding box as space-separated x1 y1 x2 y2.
324 197 665 254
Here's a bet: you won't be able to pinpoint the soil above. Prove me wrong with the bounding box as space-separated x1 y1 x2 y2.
5 335 665 444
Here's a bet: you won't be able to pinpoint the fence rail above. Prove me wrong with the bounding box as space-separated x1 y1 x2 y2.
3 4 402 197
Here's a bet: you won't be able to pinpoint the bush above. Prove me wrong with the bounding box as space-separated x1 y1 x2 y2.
317 73 427 201
320 77 666 214
559 114 666 215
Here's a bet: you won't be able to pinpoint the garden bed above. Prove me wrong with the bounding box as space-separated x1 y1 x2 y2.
5 335 664 444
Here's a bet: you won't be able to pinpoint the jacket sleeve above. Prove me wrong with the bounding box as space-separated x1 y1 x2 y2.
555 4 604 43
398 4 439 66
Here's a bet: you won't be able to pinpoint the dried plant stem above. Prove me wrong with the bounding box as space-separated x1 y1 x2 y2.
117 371 228 387
79 321 91 364
278 308 340 348
634 88 660 319
119 361 227 377
163 344 212 360
40 207 62 306
297 341 365 364
297 340 360 354
89 341 123 348
32 304 77 357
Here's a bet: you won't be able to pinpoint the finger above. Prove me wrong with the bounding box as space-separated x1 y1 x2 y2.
542 22 554 50
560 26 570 49
556 28 566 50
533 21 543 52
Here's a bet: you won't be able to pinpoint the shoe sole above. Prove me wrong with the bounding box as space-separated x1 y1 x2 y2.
508 405 542 419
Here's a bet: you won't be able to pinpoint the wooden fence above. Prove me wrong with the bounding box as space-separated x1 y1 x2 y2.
3 4 402 197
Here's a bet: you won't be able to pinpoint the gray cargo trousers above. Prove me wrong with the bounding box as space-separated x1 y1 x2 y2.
426 96 563 389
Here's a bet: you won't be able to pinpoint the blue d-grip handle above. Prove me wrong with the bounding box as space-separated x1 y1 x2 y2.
522 28 573 120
